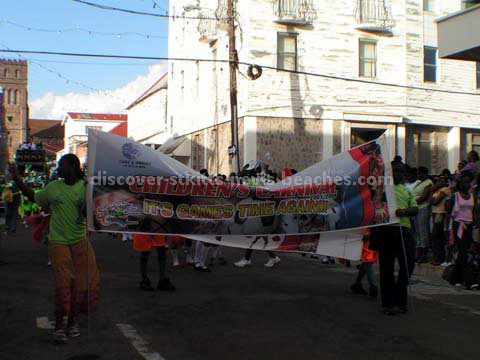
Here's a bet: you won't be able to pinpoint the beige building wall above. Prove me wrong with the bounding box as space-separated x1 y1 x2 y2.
256 117 323 172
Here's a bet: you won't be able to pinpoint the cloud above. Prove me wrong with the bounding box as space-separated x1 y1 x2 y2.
30 63 167 119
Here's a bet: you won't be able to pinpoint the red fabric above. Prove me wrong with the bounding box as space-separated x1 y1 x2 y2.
26 213 50 243
133 234 166 252
281 168 293 180
348 147 375 226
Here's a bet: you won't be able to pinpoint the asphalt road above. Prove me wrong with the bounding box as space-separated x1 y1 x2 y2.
1 225 479 360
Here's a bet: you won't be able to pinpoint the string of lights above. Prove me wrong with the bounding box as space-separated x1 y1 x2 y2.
0 20 167 39
0 44 167 112
72 0 226 21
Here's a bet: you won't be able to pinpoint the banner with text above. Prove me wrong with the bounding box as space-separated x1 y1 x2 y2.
87 130 398 260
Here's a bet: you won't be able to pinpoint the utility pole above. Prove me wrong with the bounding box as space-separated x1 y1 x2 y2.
227 0 240 173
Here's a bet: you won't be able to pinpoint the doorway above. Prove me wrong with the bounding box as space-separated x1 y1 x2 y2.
350 128 386 148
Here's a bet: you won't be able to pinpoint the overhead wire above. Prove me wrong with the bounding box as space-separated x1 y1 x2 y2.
1 48 479 97
0 44 167 113
71 0 227 20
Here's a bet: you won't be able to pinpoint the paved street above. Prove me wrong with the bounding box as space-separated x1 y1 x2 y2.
1 225 479 360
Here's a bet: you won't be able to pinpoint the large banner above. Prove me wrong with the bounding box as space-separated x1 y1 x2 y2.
87 130 398 260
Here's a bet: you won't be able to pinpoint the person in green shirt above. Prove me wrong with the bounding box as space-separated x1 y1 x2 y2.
10 154 100 343
371 162 418 315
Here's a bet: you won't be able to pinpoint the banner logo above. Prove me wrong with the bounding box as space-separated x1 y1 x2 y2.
122 143 142 160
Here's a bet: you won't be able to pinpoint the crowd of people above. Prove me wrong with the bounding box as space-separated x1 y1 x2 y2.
3 150 480 342
391 152 480 288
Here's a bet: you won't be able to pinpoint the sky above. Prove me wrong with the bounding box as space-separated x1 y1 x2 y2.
1 0 169 119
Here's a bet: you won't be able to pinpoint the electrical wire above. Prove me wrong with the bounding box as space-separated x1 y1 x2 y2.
1 48 480 97
72 0 226 20
0 20 167 39
0 44 166 112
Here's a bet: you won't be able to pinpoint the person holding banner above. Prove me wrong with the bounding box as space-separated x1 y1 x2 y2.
9 154 100 343
134 233 176 291
372 162 418 316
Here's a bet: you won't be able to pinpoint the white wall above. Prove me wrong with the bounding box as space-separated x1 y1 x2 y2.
128 88 169 143
167 0 480 138
63 116 124 153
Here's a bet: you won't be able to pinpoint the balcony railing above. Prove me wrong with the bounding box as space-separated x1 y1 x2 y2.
354 0 394 34
197 10 218 43
273 0 317 25
215 0 229 29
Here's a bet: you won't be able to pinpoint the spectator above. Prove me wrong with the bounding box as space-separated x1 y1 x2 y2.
413 167 433 263
447 171 475 289
430 175 451 266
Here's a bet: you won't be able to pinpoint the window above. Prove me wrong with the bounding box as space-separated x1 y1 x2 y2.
3 68 7 77
13 90 18 105
85 125 102 134
464 1 480 9
417 129 432 168
472 135 480 153
9 136 12 147
15 69 20 79
424 46 437 83
7 89 11 104
359 39 377 78
476 62 480 89
277 33 297 71
7 116 13 122
423 0 434 12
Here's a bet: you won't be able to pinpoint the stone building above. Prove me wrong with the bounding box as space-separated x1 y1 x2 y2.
167 0 480 175
0 59 28 173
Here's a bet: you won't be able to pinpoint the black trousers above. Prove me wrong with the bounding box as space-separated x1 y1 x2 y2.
431 214 446 264
378 226 415 308
452 221 474 286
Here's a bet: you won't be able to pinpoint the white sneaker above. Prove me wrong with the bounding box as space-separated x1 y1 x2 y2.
264 257 280 268
440 262 449 267
234 258 251 268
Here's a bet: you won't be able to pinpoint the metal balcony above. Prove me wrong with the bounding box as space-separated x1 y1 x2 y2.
354 0 394 34
273 0 317 25
215 0 229 30
197 10 218 44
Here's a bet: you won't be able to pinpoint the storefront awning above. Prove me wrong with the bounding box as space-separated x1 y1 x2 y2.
158 136 191 157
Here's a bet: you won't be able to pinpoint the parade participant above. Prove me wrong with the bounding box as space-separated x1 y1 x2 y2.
134 233 176 291
413 167 433 263
3 178 21 234
9 154 100 342
447 172 476 289
372 162 417 315
350 229 378 298
234 165 280 268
